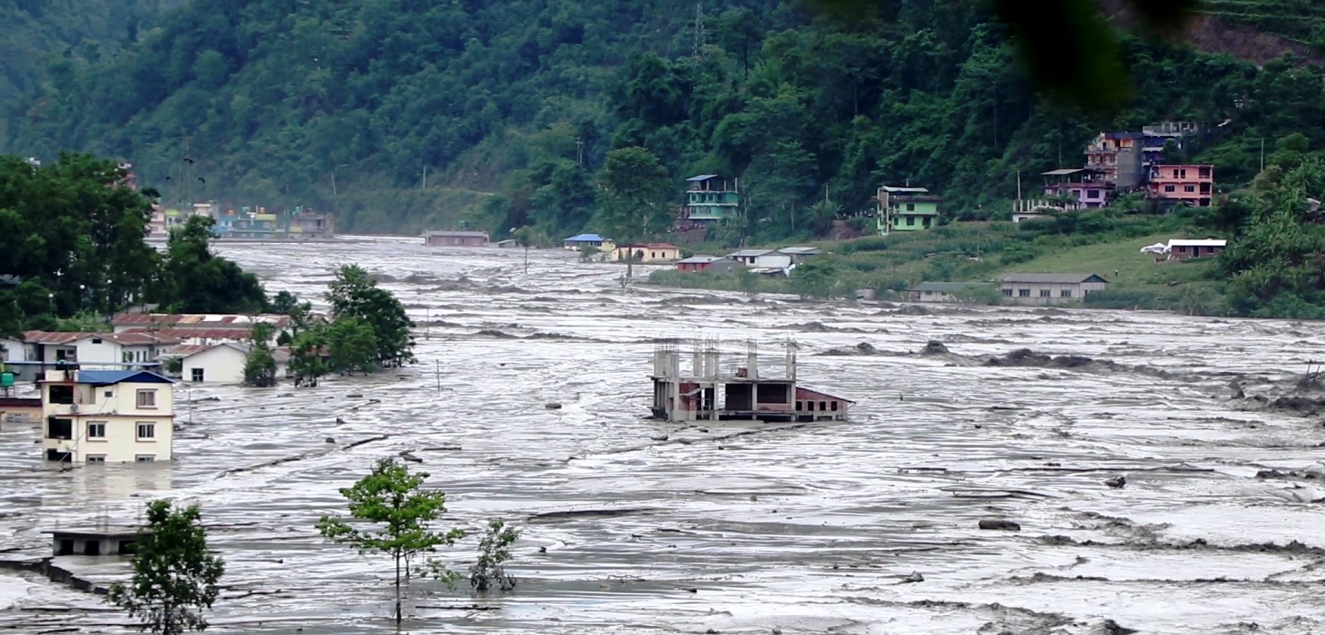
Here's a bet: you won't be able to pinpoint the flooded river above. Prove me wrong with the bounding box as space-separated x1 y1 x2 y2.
2 236 1324 634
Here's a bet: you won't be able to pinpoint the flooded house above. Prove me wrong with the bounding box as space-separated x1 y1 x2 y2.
613 243 681 263
650 340 852 423
908 282 993 303
676 256 743 274
999 273 1107 305
423 230 490 247
562 233 615 251
41 368 175 463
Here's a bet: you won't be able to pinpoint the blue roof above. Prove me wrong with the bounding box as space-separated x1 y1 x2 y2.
76 370 174 385
564 234 604 242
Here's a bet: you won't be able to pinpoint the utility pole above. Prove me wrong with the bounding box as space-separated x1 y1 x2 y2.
1260 138 1265 173
422 166 428 192
575 139 584 167
693 2 705 57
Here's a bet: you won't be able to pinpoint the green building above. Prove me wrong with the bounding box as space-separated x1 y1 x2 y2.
683 175 740 222
877 185 940 233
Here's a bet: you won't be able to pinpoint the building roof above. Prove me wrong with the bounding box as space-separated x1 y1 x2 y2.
129 328 262 341
912 282 993 292
23 331 95 345
880 186 930 193
677 255 723 264
564 233 607 242
0 397 41 408
21 331 180 346
728 249 776 258
422 230 489 237
1000 273 1108 284
75 370 174 385
1167 239 1226 248
796 386 855 403
111 313 291 329
1041 168 1104 176
778 247 822 255
686 174 720 182
618 242 679 250
1101 131 1144 139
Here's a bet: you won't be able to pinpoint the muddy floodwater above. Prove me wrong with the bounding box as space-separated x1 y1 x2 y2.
3 236 1325 634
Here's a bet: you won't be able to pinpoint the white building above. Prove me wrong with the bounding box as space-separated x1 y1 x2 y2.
41 369 174 463
727 249 792 269
111 313 291 342
172 343 288 383
20 332 177 369
999 273 1108 305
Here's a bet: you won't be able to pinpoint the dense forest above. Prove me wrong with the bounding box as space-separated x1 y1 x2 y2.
3 0 1325 244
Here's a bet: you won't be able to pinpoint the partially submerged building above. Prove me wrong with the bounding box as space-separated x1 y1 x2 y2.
999 273 1108 305
613 243 681 263
563 234 615 251
41 368 175 463
51 526 144 557
676 256 743 274
423 230 489 247
650 341 852 423
908 282 993 303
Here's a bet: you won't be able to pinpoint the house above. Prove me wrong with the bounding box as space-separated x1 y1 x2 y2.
1148 164 1213 208
287 207 336 240
1141 122 1199 167
727 249 791 269
1084 132 1145 188
0 397 42 426
676 256 744 275
908 282 993 302
1041 169 1112 209
40 369 175 463
999 273 1108 305
111 313 291 336
562 233 616 251
682 175 741 223
650 340 851 423
423 230 489 247
50 526 144 557
778 247 822 264
147 205 167 238
20 332 178 369
174 343 261 384
494 239 518 248
878 186 940 232
1166 238 1226 260
613 243 681 263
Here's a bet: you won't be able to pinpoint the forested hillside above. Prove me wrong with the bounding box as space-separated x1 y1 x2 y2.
4 0 1325 238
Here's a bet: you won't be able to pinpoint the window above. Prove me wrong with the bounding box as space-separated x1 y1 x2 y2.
91 338 102 344
137 422 155 439
136 390 156 408
830 401 838 411
819 401 827 411
1061 289 1073 297
1018 289 1031 297
1002 289 1013 296
1184 185 1195 193
906 216 915 226
1040 289 1051 297
191 368 205 382
807 401 815 411
47 417 73 440
1199 167 1211 178
1172 169 1180 178
86 455 106 463
1087 190 1100 199
135 455 155 463
796 401 803 411
122 351 132 363
104 390 112 398
87 422 106 439
1164 185 1175 193
906 203 915 211
1179 169 1187 178
49 385 74 404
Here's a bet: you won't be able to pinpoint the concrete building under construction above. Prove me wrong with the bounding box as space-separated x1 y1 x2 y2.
650 340 852 423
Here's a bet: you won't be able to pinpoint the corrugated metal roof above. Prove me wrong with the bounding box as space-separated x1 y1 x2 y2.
76 370 174 385
796 386 855 403
728 249 775 257
1167 239 1226 248
564 233 605 242
23 331 94 345
1001 273 1108 284
686 174 719 182
677 255 722 264
618 242 678 250
111 314 291 328
912 282 992 292
778 247 822 255
1041 168 1097 176
880 186 930 193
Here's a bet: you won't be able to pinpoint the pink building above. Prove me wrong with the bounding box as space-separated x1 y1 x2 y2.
1041 168 1112 208
1084 132 1144 188
1148 164 1213 207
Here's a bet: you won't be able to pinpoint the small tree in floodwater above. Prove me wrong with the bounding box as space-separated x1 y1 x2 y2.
107 500 225 635
470 519 519 593
316 458 463 626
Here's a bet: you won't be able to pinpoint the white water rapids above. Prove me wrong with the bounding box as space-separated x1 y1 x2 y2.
2 236 1324 634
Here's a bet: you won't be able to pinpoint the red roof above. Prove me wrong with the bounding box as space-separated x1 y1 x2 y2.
796 387 854 403
22 331 179 346
23 331 94 344
111 313 291 329
129 328 258 341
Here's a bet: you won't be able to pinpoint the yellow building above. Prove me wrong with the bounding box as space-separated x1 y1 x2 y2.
612 242 681 263
41 369 175 464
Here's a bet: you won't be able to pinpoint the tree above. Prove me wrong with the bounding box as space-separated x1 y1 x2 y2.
596 147 672 280
160 216 268 314
289 325 329 387
327 317 378 375
107 500 225 635
469 519 519 593
242 323 277 387
316 458 464 626
325 265 414 368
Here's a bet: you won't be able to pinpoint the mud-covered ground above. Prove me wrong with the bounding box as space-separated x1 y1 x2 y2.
2 236 1324 634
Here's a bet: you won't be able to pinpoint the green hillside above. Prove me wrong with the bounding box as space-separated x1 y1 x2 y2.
3 0 1325 239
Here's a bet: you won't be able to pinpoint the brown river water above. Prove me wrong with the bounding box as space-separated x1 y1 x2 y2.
2 236 1324 634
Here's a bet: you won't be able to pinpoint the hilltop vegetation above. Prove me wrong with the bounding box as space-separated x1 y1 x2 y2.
4 0 1325 240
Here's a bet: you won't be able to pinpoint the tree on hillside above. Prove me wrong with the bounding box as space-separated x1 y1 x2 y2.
107 500 225 635
317 458 464 626
325 265 415 368
597 147 672 280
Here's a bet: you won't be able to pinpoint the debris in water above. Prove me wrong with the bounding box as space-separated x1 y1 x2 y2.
346 393 364 398
920 340 950 355
901 571 924 583
546 402 563 410
1104 475 1127 488
399 451 423 463
324 437 335 444
978 519 1021 531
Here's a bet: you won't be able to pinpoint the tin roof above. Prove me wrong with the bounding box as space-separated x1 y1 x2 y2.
912 282 992 292
728 249 776 257
685 174 720 182
422 230 489 238
677 255 723 264
23 331 94 345
778 247 822 255
129 328 261 341
1167 239 1226 248
796 386 855 403
75 370 174 385
111 314 291 329
564 233 606 242
1000 273 1108 284
619 242 679 249
880 186 930 193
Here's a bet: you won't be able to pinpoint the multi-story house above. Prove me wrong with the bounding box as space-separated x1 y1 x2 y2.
1041 168 1112 208
877 185 940 233
1141 122 1199 167
682 175 741 223
1084 132 1145 188
1148 164 1214 208
41 369 175 463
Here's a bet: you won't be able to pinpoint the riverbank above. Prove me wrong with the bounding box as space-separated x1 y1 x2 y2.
649 213 1234 314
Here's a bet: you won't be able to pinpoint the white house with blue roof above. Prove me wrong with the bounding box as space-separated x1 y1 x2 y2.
41 368 174 464
562 233 615 252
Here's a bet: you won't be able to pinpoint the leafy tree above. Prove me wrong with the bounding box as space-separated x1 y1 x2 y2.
289 325 329 388
160 216 267 314
317 458 464 626
597 147 672 279
107 500 225 635
242 323 278 387
790 260 843 298
469 519 519 593
325 265 414 368
327 317 378 375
